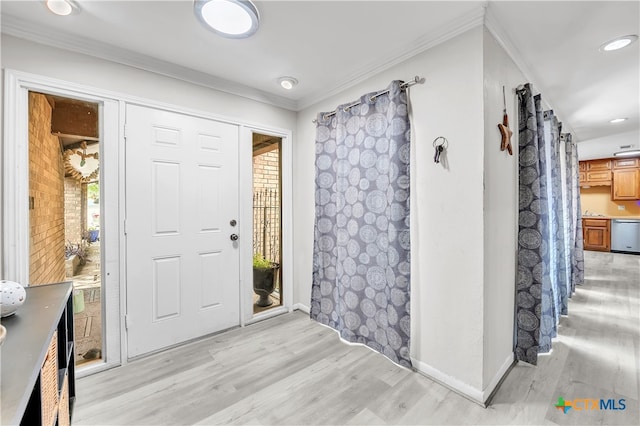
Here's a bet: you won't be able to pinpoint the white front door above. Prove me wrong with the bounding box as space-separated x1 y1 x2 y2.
125 104 240 358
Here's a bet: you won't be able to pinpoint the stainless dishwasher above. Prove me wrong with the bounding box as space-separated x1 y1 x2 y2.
611 219 640 254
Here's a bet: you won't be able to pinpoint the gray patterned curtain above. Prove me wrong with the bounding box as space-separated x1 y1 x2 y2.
516 83 584 365
544 112 568 320
311 80 412 368
516 88 549 364
563 133 584 291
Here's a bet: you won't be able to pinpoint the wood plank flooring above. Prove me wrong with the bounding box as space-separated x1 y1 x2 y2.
74 251 639 425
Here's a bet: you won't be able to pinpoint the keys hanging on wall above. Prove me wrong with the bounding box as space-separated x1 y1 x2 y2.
434 145 444 163
433 137 448 164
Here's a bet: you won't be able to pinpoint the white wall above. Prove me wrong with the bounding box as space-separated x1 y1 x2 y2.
577 130 640 160
3 27 520 401
295 27 488 393
1 35 297 130
0 34 297 281
481 28 522 391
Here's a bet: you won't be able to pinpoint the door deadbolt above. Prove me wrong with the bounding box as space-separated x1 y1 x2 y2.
230 234 239 241
230 219 237 227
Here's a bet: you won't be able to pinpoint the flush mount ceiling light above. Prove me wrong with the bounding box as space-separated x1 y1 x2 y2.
609 117 628 123
600 35 638 52
194 0 260 39
278 77 298 90
614 149 640 157
46 0 75 16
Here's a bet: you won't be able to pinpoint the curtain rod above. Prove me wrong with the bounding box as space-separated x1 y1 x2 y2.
312 75 424 123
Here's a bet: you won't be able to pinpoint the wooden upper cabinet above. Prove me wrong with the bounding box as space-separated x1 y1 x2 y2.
613 169 640 200
580 157 640 191
585 170 611 185
613 158 639 169
580 160 612 185
579 171 586 183
587 159 611 171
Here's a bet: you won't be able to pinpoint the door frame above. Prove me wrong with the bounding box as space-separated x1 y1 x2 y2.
240 126 294 325
2 69 122 375
3 69 295 364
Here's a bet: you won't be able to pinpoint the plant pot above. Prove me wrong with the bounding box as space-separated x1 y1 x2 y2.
88 230 99 242
253 264 279 307
65 254 81 277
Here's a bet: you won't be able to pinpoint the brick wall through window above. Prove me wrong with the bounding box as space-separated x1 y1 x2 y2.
253 145 281 264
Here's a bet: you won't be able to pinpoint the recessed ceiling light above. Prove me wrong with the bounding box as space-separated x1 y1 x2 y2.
600 35 638 52
46 0 74 16
278 77 298 90
610 118 628 124
194 0 260 39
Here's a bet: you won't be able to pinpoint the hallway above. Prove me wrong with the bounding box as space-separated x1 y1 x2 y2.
74 251 639 425
486 251 639 424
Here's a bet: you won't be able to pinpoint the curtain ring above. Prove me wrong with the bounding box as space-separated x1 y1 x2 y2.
432 136 448 149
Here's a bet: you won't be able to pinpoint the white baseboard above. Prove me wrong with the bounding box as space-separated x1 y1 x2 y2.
293 303 310 314
411 358 485 405
482 353 515 403
411 352 515 406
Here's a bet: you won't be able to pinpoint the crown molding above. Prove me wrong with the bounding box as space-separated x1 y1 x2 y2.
483 4 576 138
4 5 498 115
1 14 298 111
295 4 487 111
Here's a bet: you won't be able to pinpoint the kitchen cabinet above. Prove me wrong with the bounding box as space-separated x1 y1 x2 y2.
585 170 611 185
587 159 611 171
613 168 640 200
580 157 640 198
583 218 610 252
1 282 75 425
613 158 639 169
579 171 586 184
579 159 612 186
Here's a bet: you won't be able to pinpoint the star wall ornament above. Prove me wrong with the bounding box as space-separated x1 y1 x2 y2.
499 116 513 155
499 86 513 155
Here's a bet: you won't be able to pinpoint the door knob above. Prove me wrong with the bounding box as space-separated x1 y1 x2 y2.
230 234 239 241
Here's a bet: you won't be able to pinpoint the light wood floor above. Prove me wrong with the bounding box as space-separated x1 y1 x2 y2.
74 251 639 425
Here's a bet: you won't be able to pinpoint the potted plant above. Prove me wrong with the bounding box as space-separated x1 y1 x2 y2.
65 240 88 276
87 226 99 243
252 254 280 307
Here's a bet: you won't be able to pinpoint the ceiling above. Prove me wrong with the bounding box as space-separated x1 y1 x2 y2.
44 94 99 148
2 1 638 143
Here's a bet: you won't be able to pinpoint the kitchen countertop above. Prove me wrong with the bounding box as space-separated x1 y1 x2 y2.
582 215 640 220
